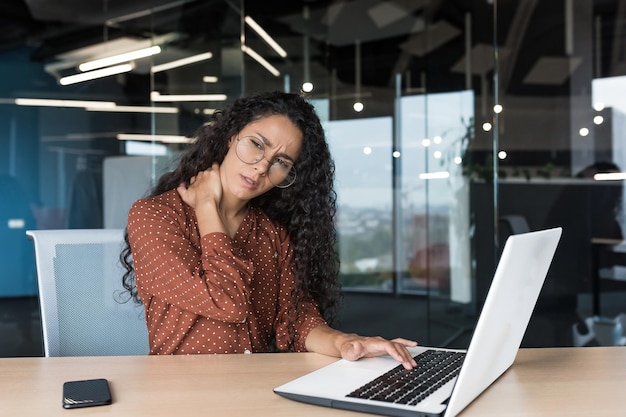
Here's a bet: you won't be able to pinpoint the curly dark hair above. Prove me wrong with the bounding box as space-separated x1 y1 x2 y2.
120 91 342 328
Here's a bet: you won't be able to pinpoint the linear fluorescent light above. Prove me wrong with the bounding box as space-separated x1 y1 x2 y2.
150 92 227 102
42 132 119 141
203 75 218 83
8 218 25 229
594 172 626 181
125 140 168 156
151 51 213 73
79 46 161 72
241 45 280 77
244 16 288 58
116 133 193 143
14 98 116 109
86 105 179 114
60 64 133 86
419 171 450 180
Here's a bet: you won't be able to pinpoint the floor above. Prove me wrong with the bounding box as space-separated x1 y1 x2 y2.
1 291 624 357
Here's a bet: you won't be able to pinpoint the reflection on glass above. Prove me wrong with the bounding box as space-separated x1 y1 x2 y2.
327 117 393 290
400 91 474 301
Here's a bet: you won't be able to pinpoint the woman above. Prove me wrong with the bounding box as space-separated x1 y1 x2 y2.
121 91 417 369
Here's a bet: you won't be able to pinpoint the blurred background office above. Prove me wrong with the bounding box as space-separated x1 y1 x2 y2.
1 0 626 357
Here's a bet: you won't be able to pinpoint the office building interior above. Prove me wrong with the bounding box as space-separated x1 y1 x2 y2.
1 0 626 357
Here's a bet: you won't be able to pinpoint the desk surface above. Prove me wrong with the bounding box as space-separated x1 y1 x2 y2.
2 347 625 417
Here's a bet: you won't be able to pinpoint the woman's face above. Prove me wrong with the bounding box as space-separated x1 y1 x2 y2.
221 114 303 201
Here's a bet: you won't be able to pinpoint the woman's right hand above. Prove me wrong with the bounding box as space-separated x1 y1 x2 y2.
177 163 223 211
177 163 231 237
177 163 229 237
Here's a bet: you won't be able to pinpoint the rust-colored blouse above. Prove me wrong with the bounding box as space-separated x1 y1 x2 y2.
127 189 326 355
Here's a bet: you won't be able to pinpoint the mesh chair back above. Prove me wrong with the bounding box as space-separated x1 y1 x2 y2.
26 229 149 357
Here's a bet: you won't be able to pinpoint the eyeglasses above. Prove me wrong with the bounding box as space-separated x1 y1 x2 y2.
235 136 297 188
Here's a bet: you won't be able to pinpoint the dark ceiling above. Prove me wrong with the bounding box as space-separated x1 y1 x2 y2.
1 0 625 99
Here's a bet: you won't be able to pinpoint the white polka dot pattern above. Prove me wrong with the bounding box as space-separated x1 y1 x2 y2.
127 189 326 355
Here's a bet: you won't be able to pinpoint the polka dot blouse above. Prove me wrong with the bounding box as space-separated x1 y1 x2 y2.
127 189 327 355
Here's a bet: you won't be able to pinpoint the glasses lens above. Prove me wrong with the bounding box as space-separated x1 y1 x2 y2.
269 164 296 188
236 136 297 188
236 136 263 164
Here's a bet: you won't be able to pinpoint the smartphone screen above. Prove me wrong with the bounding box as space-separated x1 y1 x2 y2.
62 378 112 409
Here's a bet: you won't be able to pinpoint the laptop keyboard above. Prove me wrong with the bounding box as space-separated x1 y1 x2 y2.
346 350 465 405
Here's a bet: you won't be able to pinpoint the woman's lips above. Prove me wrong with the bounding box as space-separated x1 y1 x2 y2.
241 174 258 189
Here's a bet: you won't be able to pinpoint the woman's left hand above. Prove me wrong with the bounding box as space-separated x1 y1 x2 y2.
339 335 418 369
306 326 418 370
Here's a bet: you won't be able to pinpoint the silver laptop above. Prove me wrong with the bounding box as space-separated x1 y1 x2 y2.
274 227 562 417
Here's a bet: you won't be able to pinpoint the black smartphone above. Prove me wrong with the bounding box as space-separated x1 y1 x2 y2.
62 378 112 409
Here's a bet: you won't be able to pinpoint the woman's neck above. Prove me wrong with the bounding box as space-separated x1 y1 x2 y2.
219 194 249 238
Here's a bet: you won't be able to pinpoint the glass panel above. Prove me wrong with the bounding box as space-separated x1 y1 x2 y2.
0 0 243 357
4 0 626 357
99 0 243 228
327 117 394 291
241 1 482 345
398 91 474 301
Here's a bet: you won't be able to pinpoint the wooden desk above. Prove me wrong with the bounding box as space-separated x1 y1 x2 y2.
2 347 625 416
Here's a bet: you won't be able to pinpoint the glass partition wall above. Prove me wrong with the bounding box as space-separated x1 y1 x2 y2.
1 0 625 357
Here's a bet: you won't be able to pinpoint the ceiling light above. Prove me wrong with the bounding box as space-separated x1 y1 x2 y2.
419 171 450 180
151 51 213 73
14 98 115 109
150 92 227 102
302 30 312 92
241 45 280 77
594 172 626 181
125 140 168 156
203 76 218 83
353 40 364 112
302 6 313 93
86 105 178 114
79 46 161 72
116 133 193 143
244 16 288 58
41 132 118 141
60 64 134 86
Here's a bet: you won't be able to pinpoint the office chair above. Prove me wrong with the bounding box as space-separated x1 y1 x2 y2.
499 215 530 236
26 229 149 357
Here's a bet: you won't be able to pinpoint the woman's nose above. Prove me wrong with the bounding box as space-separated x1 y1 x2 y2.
254 158 272 174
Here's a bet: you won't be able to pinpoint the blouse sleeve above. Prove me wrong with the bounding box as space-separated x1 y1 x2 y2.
127 195 254 323
273 228 327 352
